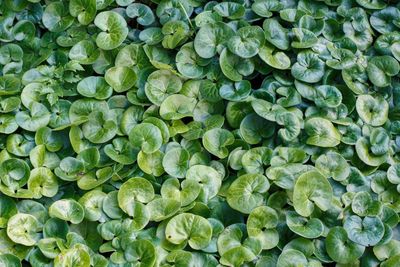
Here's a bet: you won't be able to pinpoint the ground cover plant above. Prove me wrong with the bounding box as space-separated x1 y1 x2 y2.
1 0 400 266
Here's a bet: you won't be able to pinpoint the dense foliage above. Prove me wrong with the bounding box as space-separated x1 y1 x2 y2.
1 0 400 266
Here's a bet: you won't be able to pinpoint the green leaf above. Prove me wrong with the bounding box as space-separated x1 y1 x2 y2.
315 152 350 181
105 66 137 93
15 102 50 132
42 2 74 32
162 21 190 49
291 51 325 83
176 42 211 79
247 206 279 249
351 191 382 217
326 226 365 264
277 249 308 267
147 198 180 222
161 178 201 206
159 94 197 120
94 11 128 50
118 177 154 216
305 117 341 147
227 173 270 214
126 3 155 26
213 2 245 19
82 111 117 144
79 190 107 221
252 0 283 18
28 167 58 198
185 165 222 202
202 128 234 159
129 123 163 153
228 26 265 58
356 137 387 167
286 211 324 239
54 244 90 267
263 18 290 50
124 239 156 266
0 254 21 267
49 199 84 224
144 70 182 105
240 113 275 145
343 215 384 246
356 95 388 126
293 170 333 217
291 28 318 49
194 22 235 59
162 147 190 178
367 56 400 87
165 213 212 250
69 0 96 25
259 44 291 70
220 48 254 82
7 213 41 246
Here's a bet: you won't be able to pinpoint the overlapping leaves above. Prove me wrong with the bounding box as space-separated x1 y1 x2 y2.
1 0 400 266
